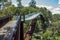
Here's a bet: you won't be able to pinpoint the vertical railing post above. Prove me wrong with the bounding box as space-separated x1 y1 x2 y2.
20 15 25 40
20 19 24 40
14 15 25 40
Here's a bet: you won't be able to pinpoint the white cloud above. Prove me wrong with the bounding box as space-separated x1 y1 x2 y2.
12 3 29 7
36 5 54 10
23 4 29 7
59 0 60 4
51 7 60 14
36 5 60 14
12 3 17 7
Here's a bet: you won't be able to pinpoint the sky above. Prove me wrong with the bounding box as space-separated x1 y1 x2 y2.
11 0 60 14
12 0 58 7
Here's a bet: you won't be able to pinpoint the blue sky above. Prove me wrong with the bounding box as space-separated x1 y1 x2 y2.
12 0 59 7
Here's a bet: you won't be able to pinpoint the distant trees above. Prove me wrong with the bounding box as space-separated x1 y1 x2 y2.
52 14 60 22
31 14 60 40
0 0 16 17
29 0 36 8
14 0 23 16
17 0 22 7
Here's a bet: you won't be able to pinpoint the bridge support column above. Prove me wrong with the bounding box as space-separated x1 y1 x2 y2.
25 19 37 40
14 16 24 40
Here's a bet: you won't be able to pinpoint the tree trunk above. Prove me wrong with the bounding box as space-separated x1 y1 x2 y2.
25 18 37 40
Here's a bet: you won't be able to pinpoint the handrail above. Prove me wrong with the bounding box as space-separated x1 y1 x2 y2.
13 12 42 21
0 15 12 20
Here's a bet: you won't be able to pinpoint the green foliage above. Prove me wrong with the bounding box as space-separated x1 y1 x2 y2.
0 1 60 40
32 20 60 40
52 20 60 27
39 7 52 20
29 0 36 7
0 0 8 2
55 36 60 40
41 30 53 39
0 1 16 17
24 21 30 33
52 14 60 21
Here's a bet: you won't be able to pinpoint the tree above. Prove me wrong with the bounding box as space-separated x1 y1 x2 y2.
0 0 8 9
17 0 22 7
29 0 36 8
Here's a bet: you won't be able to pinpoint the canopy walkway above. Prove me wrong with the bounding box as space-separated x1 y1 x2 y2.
0 12 45 40
13 12 42 21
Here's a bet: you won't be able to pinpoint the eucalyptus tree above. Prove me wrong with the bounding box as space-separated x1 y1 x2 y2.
29 0 36 8
17 0 22 7
15 0 23 16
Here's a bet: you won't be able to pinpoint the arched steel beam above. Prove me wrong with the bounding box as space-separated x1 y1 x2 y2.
24 12 45 40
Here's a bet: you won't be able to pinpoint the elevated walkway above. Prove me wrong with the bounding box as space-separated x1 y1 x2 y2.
0 12 43 40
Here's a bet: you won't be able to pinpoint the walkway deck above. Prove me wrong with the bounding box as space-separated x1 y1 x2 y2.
0 20 17 40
